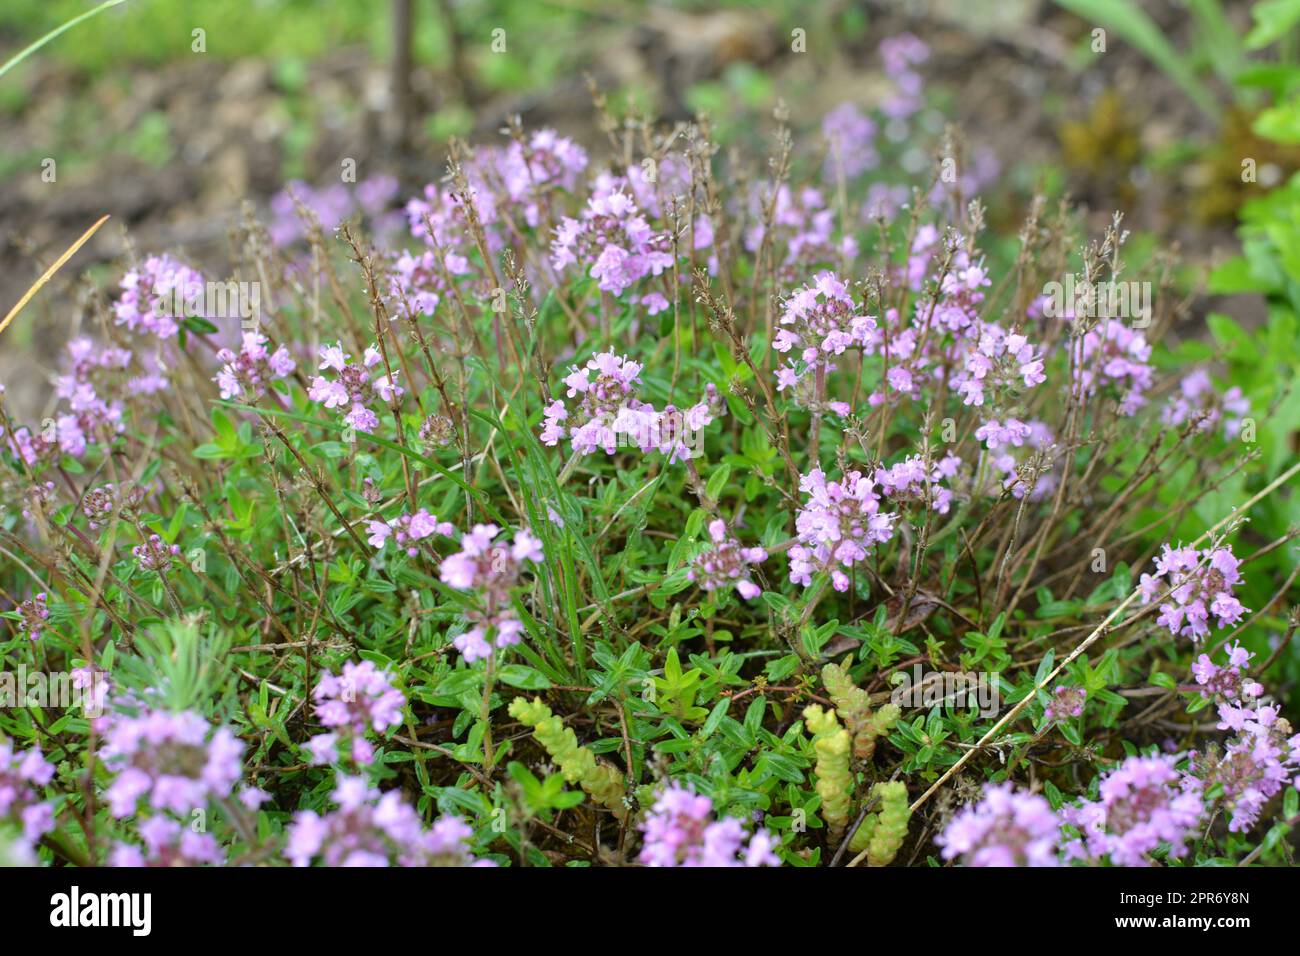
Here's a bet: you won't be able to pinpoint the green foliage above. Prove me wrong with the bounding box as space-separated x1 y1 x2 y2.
822 658 899 760
507 697 627 820
803 705 852 836
848 781 911 866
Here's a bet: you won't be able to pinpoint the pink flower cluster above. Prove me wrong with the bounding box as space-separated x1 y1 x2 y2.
1044 685 1087 723
16 591 48 640
789 467 897 591
688 519 767 600
493 128 588 228
1163 369 1250 438
7 338 144 465
1190 642 1299 833
875 453 959 515
132 533 180 573
114 254 206 338
937 783 1059 867
214 331 296 401
1192 642 1263 703
952 324 1047 407
309 660 406 767
269 175 401 247
1198 699 1300 833
541 351 720 462
822 103 878 181
551 185 672 296
439 524 544 662
0 742 56 850
1138 543 1247 641
307 342 403 433
109 816 223 867
932 249 991 335
100 708 244 817
974 418 1031 451
388 246 471 319
1060 754 1203 866
55 339 139 454
1073 319 1154 415
286 776 491 867
405 179 496 257
773 272 875 403
366 509 456 557
82 482 145 530
987 420 1056 500
744 185 856 278
638 782 780 867
879 33 930 120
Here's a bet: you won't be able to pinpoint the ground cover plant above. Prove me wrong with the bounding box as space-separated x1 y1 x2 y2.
2 7 1300 870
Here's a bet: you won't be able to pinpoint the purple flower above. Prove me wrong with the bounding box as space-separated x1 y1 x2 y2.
1138 543 1247 641
952 324 1046 407
541 351 720 462
638 782 779 867
1192 701 1300 833
100 708 244 818
688 519 767 600
1044 685 1087 723
306 341 402 435
974 418 1032 451
438 524 545 662
1162 369 1250 439
16 592 49 641
0 742 57 848
875 453 959 515
285 776 493 867
114 255 206 338
82 482 145 530
109 815 223 867
311 660 406 766
5 337 138 465
551 185 672 296
132 534 181 573
789 467 896 591
1192 642 1263 703
744 185 856 281
937 783 1060 867
822 103 878 180
387 247 471 320
1073 319 1154 415
1061 755 1203 866
879 33 929 120
772 272 876 401
213 331 295 401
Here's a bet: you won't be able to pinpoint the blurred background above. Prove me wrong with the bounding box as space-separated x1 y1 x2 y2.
0 0 1291 416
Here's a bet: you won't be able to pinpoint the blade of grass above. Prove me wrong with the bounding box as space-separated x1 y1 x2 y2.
0 0 127 80
1185 0 1244 84
0 215 110 337
1054 0 1220 119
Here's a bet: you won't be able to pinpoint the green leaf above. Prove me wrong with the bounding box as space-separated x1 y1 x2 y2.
701 698 730 738
497 664 551 690
705 463 731 502
1245 0 1300 49
1254 100 1300 144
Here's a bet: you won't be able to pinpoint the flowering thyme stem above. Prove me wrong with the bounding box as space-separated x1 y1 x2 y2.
846 457 1300 868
